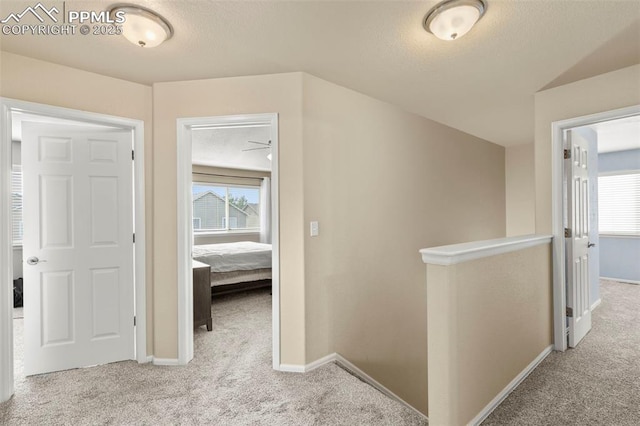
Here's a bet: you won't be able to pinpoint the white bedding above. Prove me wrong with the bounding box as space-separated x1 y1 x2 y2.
192 242 272 273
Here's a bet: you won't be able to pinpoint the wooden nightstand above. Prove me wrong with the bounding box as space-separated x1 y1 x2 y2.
192 260 212 331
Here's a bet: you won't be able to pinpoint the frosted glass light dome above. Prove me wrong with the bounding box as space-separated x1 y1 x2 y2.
424 0 486 41
109 5 173 48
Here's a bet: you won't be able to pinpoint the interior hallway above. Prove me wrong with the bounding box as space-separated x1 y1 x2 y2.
483 280 640 425
1 289 425 425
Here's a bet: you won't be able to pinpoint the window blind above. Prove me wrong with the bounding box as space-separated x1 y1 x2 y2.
598 172 640 236
11 166 23 244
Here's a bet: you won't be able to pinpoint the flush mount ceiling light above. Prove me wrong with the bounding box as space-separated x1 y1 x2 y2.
424 0 486 41
108 4 173 48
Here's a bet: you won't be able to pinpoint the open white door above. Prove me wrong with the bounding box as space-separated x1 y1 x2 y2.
22 122 135 375
566 129 592 347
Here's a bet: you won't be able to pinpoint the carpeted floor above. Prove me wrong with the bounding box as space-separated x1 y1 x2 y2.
1 288 425 425
4 280 638 425
483 279 640 425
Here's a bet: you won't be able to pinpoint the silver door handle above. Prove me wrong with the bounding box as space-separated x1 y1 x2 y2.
26 256 46 265
588 242 596 248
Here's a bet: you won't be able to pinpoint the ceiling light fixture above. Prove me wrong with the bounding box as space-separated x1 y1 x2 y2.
424 0 486 41
108 4 173 48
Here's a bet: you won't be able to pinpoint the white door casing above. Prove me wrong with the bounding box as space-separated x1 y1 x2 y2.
22 122 135 375
565 129 592 347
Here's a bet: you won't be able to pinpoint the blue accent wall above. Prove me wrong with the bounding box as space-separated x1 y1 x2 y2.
598 148 640 283
599 148 640 173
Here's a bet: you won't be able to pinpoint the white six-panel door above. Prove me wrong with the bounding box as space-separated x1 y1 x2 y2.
566 130 592 348
21 122 134 376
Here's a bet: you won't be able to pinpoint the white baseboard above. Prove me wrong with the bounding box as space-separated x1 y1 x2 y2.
278 364 306 373
152 357 180 366
590 298 602 311
334 353 428 421
304 353 338 372
279 353 427 421
279 353 337 373
601 276 640 285
468 345 553 426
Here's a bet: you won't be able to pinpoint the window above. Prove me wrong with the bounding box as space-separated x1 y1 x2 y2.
12 166 23 245
598 172 640 236
192 183 260 233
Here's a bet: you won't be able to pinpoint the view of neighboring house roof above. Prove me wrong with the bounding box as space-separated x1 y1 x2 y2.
192 190 248 217
243 203 259 216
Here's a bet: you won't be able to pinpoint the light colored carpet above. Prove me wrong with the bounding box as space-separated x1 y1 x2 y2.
483 279 640 425
1 288 426 425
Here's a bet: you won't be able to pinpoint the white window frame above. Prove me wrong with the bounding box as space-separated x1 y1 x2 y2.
192 181 261 235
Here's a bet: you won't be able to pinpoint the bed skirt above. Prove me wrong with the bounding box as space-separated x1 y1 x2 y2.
211 268 272 286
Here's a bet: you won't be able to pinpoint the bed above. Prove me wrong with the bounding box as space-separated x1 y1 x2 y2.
192 241 272 295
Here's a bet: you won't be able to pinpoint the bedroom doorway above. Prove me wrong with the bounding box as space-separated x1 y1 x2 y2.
176 113 280 368
0 98 147 403
550 104 640 352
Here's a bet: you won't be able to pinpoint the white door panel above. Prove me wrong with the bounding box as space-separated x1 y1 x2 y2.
566 130 592 348
22 123 134 376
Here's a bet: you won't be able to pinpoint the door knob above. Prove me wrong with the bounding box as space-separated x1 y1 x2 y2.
26 256 46 265
588 242 596 248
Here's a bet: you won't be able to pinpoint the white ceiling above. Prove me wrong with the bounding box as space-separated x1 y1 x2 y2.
592 115 640 154
192 125 272 171
1 0 639 147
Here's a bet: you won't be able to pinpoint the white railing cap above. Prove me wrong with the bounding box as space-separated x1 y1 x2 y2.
420 234 552 265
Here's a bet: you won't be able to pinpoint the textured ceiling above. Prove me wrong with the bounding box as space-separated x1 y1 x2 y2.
592 115 640 153
1 0 639 147
192 125 272 171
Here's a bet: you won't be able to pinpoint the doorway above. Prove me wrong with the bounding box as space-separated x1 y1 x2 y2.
176 113 281 368
0 98 147 402
550 104 640 352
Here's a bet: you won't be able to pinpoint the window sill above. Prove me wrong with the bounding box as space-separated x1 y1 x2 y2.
599 234 640 239
194 231 260 237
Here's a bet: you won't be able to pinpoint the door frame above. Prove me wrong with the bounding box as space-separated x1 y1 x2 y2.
176 113 281 369
550 104 640 351
0 98 147 402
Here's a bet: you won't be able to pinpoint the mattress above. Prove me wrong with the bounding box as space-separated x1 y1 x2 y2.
192 242 272 273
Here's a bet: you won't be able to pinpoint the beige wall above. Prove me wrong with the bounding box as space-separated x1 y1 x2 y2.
152 73 305 361
535 64 640 234
505 143 535 236
426 243 553 425
2 53 509 414
302 74 506 415
0 52 155 355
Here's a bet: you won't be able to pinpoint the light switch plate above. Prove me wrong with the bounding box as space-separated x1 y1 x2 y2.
310 221 319 237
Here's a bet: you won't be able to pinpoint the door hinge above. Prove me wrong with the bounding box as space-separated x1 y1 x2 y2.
132 150 135 161
564 228 571 238
133 233 135 243
566 307 573 318
564 149 571 159
134 316 137 326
